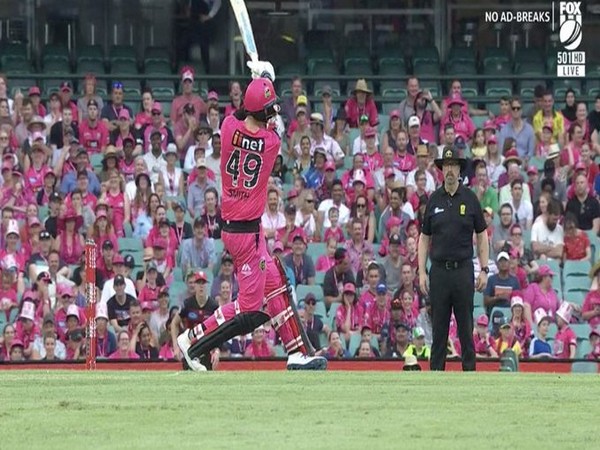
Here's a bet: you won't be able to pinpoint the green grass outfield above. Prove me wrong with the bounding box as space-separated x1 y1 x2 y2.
1 371 598 449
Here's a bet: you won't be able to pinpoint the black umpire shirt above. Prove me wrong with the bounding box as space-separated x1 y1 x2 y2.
422 184 486 262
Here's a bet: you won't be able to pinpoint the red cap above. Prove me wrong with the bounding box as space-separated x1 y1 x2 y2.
342 283 356 295
527 165 538 175
364 127 377 138
390 109 400 119
324 161 336 172
448 93 465 106
487 135 497 145
151 102 162 113
193 271 208 283
483 120 495 130
575 162 586 171
118 109 131 121
153 238 168 249
112 254 125 265
28 86 41 96
384 167 395 178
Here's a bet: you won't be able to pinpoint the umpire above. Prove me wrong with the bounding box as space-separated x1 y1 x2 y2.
418 146 489 371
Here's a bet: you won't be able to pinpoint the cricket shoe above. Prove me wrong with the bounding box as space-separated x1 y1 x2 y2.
286 353 328 370
177 331 207 372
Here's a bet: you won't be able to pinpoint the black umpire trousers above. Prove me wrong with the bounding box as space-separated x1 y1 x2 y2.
429 260 476 371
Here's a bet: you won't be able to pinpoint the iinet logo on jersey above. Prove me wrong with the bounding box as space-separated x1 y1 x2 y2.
232 130 265 153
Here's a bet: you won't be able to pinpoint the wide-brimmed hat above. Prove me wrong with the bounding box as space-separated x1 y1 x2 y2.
534 308 552 326
434 146 466 170
503 148 522 169
353 79 372 94
58 208 83 230
27 116 47 131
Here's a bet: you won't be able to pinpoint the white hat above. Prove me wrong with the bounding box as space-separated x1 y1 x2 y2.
510 295 524 308
5 219 19 238
165 143 178 155
352 169 367 185
19 300 36 322
96 303 109 321
496 251 510 262
556 302 572 324
534 308 552 326
66 304 80 320
408 115 420 128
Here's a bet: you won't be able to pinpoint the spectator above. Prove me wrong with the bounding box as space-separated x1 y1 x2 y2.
507 178 534 230
335 282 365 343
317 180 350 230
187 158 217 217
224 81 243 118
532 90 565 147
292 135 312 176
561 88 577 128
244 326 276 359
131 322 159 360
59 148 101 196
398 77 420 125
381 109 403 153
508 224 538 278
283 235 315 286
100 82 132 133
315 160 337 203
169 271 217 360
107 275 137 334
295 189 318 241
378 187 412 240
345 79 378 128
171 67 206 125
484 251 521 315
581 262 600 327
344 219 374 274
565 173 600 233
405 116 427 155
324 331 350 359
523 265 561 322
494 318 522 358
406 144 436 194
554 302 576 359
440 94 475 143
348 194 375 244
100 255 137 303
498 97 535 159
528 308 554 358
315 237 337 273
309 113 344 166
31 314 66 360
510 296 531 352
473 314 497 358
281 76 307 124
560 124 583 172
374 146 407 193
261 188 285 247
323 248 355 307
531 200 564 260
587 329 600 360
52 209 85 265
330 108 350 156
472 161 499 212
302 147 327 190
95 303 117 359
109 330 140 359
175 103 199 156
180 217 215 274
562 213 592 262
387 323 411 357
277 204 306 253
534 158 567 206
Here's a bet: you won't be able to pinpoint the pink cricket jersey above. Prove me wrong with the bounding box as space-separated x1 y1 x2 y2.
79 119 109 154
554 326 577 359
220 115 280 222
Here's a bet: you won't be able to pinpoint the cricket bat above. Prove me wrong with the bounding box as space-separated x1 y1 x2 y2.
229 0 259 64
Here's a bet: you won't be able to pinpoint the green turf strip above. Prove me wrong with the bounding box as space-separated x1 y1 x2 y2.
0 371 597 449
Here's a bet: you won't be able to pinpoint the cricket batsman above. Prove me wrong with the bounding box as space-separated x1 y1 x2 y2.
177 60 327 371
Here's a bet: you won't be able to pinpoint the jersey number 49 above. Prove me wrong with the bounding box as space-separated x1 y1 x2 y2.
225 149 263 189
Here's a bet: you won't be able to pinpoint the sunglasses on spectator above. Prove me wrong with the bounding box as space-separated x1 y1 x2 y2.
112 81 124 90
512 106 522 111
305 198 314 203
357 203 367 208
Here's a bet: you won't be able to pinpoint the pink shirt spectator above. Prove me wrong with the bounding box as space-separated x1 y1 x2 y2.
244 342 273 358
14 320 41 350
323 226 345 244
134 111 152 129
441 113 476 142
345 98 378 128
54 305 86 341
170 95 206 124
112 131 137 150
523 283 560 317
554 326 576 358
395 153 417 173
224 103 240 117
582 291 600 327
139 285 160 309
363 152 384 173
79 120 109 154
559 144 581 168
359 289 377 312
335 303 366 332
109 350 140 359
57 232 84 265
159 343 175 360
473 332 495 355
315 254 335 272
25 166 52 194
120 159 137 183
494 114 510 130
105 191 126 237
0 250 27 273
367 301 390 335
415 110 436 143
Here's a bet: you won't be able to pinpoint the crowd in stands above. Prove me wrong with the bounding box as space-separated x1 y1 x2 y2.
0 66 599 364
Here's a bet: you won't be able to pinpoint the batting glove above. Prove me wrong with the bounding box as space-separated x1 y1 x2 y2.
247 60 276 82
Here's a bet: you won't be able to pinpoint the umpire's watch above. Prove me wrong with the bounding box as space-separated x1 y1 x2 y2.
481 266 490 274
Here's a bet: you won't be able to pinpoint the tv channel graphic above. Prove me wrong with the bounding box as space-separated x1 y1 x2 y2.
556 1 586 77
